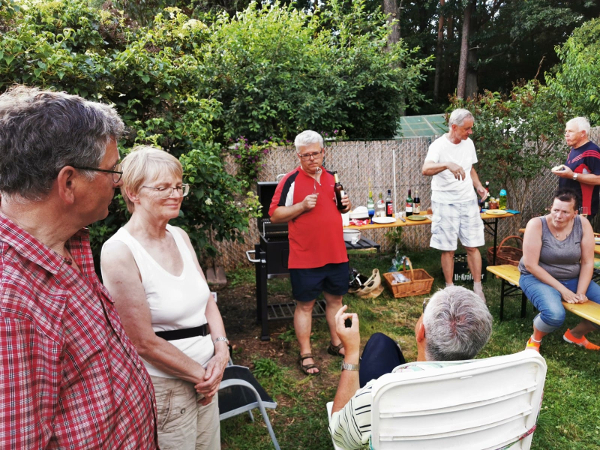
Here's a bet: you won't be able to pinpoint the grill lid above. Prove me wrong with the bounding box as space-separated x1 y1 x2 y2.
257 181 288 237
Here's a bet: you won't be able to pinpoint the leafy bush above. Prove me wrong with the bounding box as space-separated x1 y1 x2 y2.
198 0 432 141
0 0 432 261
451 81 571 215
548 18 600 125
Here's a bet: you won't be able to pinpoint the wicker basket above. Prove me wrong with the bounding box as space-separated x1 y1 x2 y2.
487 235 523 266
383 257 434 298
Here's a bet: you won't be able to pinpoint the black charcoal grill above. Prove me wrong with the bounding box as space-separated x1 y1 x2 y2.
246 182 326 341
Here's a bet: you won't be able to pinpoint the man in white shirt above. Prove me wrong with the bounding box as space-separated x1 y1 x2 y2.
422 108 488 301
328 286 493 449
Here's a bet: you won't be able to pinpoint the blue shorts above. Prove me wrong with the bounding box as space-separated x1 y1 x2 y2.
289 262 349 302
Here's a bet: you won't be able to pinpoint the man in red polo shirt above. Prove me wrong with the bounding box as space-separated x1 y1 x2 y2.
270 130 351 375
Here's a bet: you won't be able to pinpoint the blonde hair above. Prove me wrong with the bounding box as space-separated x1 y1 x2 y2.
120 145 182 213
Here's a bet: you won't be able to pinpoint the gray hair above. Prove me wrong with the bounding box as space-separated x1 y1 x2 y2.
566 117 590 136
294 130 323 151
423 285 492 361
448 108 474 127
0 85 124 201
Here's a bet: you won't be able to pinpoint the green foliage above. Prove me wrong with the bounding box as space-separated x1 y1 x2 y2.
548 18 600 125
451 81 570 215
176 147 258 257
0 0 432 261
227 136 287 190
199 0 432 141
252 357 282 379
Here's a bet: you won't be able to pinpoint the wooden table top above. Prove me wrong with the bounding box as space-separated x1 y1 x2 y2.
345 211 516 230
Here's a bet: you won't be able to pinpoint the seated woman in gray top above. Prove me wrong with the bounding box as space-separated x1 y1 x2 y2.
519 188 600 351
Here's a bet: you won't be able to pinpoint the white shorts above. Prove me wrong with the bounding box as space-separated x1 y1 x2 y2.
430 199 485 251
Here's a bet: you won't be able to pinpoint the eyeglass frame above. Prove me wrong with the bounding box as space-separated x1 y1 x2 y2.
297 149 324 160
72 163 123 183
140 184 190 198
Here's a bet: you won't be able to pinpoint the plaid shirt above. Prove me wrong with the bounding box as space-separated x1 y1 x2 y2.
0 215 158 449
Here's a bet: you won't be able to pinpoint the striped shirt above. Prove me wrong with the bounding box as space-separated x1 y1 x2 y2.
0 215 158 449
329 361 467 449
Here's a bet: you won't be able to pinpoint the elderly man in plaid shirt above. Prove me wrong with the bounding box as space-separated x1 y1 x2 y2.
0 86 158 449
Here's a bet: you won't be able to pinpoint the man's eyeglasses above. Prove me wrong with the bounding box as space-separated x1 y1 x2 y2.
422 298 430 314
73 163 123 183
298 149 323 160
141 184 190 198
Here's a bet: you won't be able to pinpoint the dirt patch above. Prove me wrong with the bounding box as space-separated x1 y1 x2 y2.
216 283 341 389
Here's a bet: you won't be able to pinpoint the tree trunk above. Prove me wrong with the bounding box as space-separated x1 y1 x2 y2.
466 45 478 98
383 0 400 46
456 0 475 99
433 0 445 102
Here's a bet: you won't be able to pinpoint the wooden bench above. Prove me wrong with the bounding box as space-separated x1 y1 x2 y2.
487 264 600 325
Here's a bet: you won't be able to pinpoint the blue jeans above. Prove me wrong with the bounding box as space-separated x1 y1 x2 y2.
519 273 600 333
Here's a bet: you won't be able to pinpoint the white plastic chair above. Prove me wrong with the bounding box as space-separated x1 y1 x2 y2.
327 351 547 450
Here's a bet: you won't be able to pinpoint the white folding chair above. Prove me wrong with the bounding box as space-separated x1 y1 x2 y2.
369 351 547 450
326 351 547 450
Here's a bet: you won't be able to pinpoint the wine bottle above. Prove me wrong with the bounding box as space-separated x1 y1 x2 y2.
406 189 413 215
333 172 346 211
385 189 393 217
413 190 421 214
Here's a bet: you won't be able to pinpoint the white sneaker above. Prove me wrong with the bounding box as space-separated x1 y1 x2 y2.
473 286 486 303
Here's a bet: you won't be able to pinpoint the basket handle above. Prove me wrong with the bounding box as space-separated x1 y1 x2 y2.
402 256 414 280
497 235 523 251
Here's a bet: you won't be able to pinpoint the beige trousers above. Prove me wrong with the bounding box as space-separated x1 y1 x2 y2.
151 375 221 450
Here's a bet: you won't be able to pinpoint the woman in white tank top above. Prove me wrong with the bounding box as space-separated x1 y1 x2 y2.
101 146 228 450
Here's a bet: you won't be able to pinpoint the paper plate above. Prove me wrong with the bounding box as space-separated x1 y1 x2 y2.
486 210 508 216
373 217 396 224
407 215 427 221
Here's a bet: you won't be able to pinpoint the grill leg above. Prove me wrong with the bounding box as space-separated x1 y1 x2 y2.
255 246 270 341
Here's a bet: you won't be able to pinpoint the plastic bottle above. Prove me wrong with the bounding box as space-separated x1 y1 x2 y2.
499 189 507 210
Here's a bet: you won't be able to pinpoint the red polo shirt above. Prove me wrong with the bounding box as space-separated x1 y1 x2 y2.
269 167 348 269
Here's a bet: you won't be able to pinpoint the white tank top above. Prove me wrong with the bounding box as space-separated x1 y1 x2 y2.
103 224 214 378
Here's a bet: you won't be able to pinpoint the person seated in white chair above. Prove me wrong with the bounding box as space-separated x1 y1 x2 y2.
329 286 493 450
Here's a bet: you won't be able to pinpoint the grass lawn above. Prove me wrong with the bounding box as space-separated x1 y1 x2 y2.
220 247 600 450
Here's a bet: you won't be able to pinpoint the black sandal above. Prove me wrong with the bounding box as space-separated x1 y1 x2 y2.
298 353 320 375
327 342 345 357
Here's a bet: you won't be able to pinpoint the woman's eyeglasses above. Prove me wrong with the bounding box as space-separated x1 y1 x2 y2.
141 184 190 198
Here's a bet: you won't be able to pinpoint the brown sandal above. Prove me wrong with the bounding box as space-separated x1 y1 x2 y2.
298 353 320 375
327 342 345 357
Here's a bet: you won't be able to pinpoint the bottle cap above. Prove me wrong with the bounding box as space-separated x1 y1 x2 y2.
500 189 507 195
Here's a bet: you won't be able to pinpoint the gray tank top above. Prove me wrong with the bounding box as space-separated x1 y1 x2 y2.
518 216 582 280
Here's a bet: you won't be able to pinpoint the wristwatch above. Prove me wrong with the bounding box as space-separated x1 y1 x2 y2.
213 336 229 345
341 361 360 371
573 173 578 181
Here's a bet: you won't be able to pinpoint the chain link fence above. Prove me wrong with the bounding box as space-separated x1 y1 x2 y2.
211 128 600 270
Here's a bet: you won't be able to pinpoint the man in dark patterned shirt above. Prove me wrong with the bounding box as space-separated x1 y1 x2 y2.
553 116 600 219
0 86 158 449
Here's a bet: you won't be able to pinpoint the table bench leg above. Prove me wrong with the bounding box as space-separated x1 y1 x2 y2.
499 279 527 321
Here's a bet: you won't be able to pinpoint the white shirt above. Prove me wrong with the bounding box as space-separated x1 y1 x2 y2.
425 134 478 204
103 224 214 378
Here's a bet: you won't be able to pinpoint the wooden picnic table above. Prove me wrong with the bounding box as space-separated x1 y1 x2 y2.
345 211 519 265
